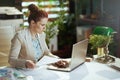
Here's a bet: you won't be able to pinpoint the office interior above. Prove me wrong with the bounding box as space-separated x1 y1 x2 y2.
0 0 120 67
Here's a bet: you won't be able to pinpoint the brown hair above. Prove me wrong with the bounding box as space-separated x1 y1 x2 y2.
28 4 48 23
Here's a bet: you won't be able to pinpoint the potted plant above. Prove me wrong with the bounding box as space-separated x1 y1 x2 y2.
89 35 112 49
89 34 113 57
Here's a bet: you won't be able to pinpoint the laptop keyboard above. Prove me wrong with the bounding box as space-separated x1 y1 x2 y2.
50 58 71 68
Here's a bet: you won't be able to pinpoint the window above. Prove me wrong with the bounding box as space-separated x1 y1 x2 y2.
22 0 69 26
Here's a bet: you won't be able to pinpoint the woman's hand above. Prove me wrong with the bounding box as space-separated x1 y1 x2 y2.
25 60 36 69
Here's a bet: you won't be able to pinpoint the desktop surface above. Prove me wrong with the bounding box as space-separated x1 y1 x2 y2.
19 56 120 80
0 56 120 80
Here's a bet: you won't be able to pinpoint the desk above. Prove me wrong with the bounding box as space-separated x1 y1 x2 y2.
17 56 120 80
1 56 120 80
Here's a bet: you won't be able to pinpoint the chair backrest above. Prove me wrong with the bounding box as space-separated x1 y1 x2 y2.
92 26 116 36
0 26 14 54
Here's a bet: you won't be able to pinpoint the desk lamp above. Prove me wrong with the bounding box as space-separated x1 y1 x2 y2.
92 26 116 63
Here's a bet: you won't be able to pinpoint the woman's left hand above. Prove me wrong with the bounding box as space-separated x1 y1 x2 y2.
25 60 36 69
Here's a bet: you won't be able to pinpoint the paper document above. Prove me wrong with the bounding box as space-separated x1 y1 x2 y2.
36 56 71 66
36 56 60 66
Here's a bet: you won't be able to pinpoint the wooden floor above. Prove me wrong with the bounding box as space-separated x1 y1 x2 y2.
0 52 9 67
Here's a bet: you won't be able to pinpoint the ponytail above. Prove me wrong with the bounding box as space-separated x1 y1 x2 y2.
28 4 48 23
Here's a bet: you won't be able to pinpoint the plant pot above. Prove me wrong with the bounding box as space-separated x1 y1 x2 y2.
97 47 105 57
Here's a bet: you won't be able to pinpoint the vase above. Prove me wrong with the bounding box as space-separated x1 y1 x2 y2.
97 47 105 57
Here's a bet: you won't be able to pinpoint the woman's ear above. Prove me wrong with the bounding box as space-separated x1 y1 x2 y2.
31 20 35 25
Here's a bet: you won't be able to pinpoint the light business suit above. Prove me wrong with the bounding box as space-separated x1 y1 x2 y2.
8 28 54 68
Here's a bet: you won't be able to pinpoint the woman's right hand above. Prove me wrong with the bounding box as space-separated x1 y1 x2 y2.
25 60 36 69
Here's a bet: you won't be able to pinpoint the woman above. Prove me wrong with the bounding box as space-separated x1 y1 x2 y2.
8 4 58 69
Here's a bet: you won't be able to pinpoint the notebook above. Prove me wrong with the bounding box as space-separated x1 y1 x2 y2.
47 39 88 72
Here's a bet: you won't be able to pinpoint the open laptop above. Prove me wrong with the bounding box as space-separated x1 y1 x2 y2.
47 39 88 72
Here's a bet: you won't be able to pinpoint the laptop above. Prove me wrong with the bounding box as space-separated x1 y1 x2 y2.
47 39 88 72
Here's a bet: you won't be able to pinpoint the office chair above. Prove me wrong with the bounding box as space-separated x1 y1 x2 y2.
91 26 116 63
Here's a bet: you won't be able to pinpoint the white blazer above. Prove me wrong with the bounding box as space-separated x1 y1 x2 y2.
8 28 56 68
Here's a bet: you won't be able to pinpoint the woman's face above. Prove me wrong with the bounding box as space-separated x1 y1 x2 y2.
31 18 48 34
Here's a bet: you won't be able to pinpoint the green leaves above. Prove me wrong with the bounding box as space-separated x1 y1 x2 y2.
44 21 59 45
89 35 112 49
